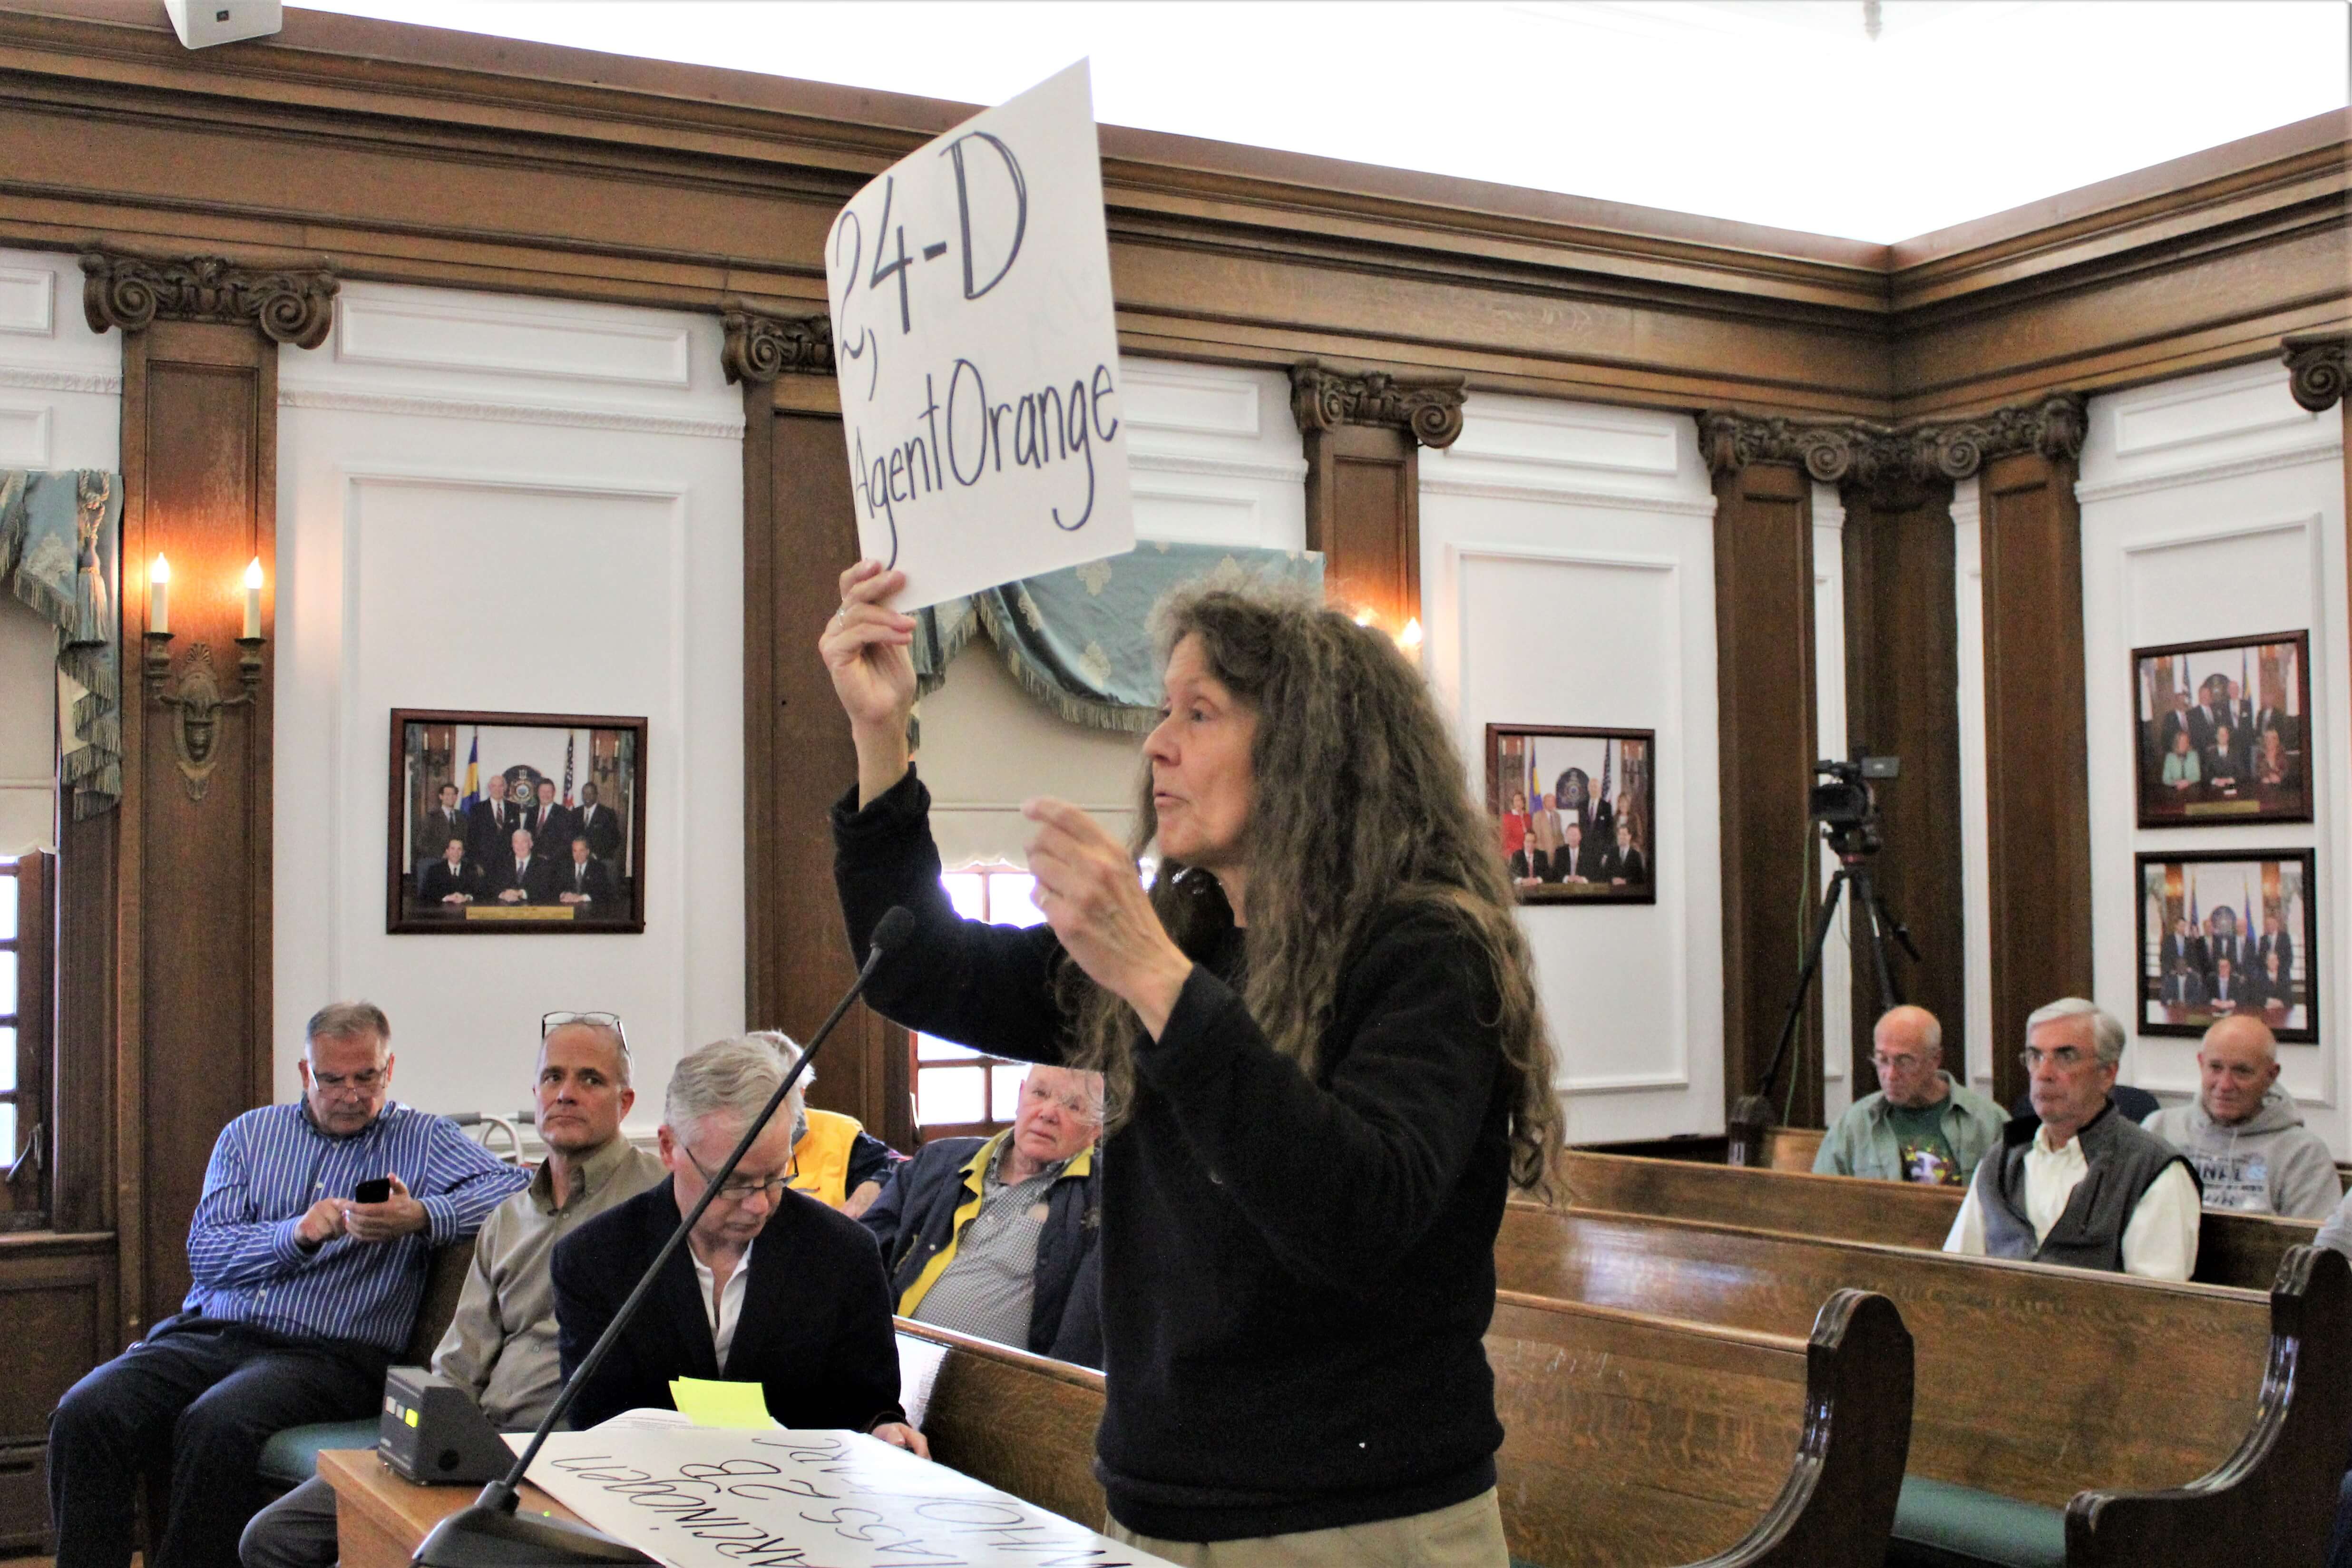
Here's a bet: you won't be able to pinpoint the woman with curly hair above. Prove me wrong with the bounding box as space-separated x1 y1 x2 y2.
822 559 1560 1568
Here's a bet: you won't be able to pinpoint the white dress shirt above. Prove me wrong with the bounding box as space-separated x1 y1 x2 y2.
1943 1123 2201 1281
689 1238 755 1368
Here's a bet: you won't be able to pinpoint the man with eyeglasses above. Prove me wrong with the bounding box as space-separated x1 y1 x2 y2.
238 1012 663 1568
860 1064 1106 1367
1813 1006 2005 1187
1944 998 2201 1279
551 1034 927 1453
49 1002 529 1568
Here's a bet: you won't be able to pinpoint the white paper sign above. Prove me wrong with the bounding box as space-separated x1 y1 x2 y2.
510 1426 1175 1568
825 60 1134 611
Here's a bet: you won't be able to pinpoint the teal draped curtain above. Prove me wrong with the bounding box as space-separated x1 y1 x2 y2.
911 543 1324 732
0 469 124 818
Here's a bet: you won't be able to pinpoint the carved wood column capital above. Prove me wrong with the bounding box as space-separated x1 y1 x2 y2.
80 250 337 349
1289 359 1467 449
1700 394 2088 501
722 309 835 384
2283 332 2350 412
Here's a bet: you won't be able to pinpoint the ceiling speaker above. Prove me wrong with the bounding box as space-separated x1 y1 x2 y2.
163 0 282 50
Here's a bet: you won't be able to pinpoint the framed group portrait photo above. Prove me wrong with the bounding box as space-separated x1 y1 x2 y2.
1485 724 1655 905
2132 631 2311 828
2136 848 2317 1043
388 709 647 935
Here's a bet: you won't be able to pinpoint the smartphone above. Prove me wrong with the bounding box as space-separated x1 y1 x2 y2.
354 1177 392 1204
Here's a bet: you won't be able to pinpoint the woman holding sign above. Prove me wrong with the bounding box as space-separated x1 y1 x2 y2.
823 559 1558 1567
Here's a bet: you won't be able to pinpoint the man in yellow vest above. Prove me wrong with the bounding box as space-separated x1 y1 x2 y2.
749 1031 906 1217
858 1065 1103 1367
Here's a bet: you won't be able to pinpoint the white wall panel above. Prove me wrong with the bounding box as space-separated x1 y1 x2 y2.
2078 362 2347 1146
1952 479 1995 1091
1812 483 1852 1117
276 281 743 1133
1424 393 1722 1142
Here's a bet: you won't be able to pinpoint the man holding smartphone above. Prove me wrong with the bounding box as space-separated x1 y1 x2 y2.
47 1002 529 1568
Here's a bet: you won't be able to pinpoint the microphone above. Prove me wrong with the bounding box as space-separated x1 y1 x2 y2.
413 906 918 1568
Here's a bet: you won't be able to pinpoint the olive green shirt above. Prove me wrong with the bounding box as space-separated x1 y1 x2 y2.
430 1135 667 1426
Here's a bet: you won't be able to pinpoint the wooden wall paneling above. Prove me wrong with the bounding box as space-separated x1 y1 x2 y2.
1288 361 1465 632
0 1232 115 1549
89 251 329 1333
730 313 913 1152
1978 435 2092 1112
1702 434 1821 1129
1838 482 1965 1083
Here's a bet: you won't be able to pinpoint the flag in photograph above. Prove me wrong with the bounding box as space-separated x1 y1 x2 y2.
462 732 480 810
561 732 576 807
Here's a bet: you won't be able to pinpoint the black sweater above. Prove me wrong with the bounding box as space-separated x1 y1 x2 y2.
835 769 1510 1541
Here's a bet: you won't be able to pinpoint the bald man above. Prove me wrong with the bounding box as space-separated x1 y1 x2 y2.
2143 1016 2341 1217
1815 1005 2007 1187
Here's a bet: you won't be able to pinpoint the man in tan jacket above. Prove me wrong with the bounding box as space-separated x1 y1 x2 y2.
239 1013 664 1568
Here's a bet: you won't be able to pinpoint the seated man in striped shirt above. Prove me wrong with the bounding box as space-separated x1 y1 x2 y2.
47 1001 529 1568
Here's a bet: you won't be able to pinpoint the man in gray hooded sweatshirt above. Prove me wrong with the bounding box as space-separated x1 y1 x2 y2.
2143 1014 2340 1218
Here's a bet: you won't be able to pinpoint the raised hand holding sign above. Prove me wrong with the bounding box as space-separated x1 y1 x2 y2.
825 60 1134 611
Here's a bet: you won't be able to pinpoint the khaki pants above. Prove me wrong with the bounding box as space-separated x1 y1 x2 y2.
1106 1488 1507 1568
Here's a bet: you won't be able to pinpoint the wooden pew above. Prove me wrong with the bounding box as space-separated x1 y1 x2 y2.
895 1287 1918 1568
1559 1149 2320 1289
1754 1125 1823 1172
1496 1205 2349 1566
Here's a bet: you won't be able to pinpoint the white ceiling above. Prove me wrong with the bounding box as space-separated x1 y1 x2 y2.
294 0 2350 244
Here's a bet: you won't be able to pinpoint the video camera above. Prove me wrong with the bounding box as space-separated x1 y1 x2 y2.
1809 750 1899 856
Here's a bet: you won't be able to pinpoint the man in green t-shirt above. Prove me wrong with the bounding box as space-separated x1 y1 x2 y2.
1814 1005 2007 1186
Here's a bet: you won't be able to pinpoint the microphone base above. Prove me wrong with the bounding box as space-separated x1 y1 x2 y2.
411 1500 658 1568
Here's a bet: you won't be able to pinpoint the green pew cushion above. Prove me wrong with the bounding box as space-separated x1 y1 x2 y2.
1888 1476 2068 1568
258 1420 379 1488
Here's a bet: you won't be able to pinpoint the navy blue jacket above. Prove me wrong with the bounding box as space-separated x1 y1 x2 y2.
858 1131 1103 1368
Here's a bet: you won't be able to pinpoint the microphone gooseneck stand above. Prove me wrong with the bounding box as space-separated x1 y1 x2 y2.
412 905 918 1568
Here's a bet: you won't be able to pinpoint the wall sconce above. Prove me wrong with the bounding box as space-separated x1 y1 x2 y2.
144 552 267 801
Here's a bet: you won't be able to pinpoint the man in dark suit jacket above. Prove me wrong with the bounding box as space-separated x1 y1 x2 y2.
466 774 520 870
423 784 467 867
417 838 477 905
2190 680 2226 754
2255 916 2293 988
1597 824 1648 886
2155 691 2196 758
554 838 616 908
1507 844 1547 883
574 782 624 863
2226 680 2256 744
488 828 556 905
2207 918 2247 982
524 780 574 860
2203 725 2245 789
550 1035 923 1449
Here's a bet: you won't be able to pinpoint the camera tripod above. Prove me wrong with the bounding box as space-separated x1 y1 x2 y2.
1742 838 1920 1128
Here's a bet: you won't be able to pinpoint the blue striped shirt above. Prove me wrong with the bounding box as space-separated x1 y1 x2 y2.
184 1100 530 1351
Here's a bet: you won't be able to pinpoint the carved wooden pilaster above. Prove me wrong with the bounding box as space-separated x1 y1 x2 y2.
1288 360 1464 631
80 249 334 1335
2284 332 2349 413
81 251 336 349
722 309 835 384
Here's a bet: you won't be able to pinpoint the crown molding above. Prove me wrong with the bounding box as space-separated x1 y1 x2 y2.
1289 360 1466 448
2283 331 2349 413
0 363 118 395
721 308 834 385
80 249 336 347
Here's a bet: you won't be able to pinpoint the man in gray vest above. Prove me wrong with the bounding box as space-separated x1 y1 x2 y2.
1943 998 2201 1279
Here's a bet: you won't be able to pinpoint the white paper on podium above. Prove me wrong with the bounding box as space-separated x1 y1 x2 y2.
823 59 1134 611
506 1426 1176 1568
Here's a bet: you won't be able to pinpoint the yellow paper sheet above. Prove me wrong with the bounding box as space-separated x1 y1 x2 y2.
668 1377 779 1429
